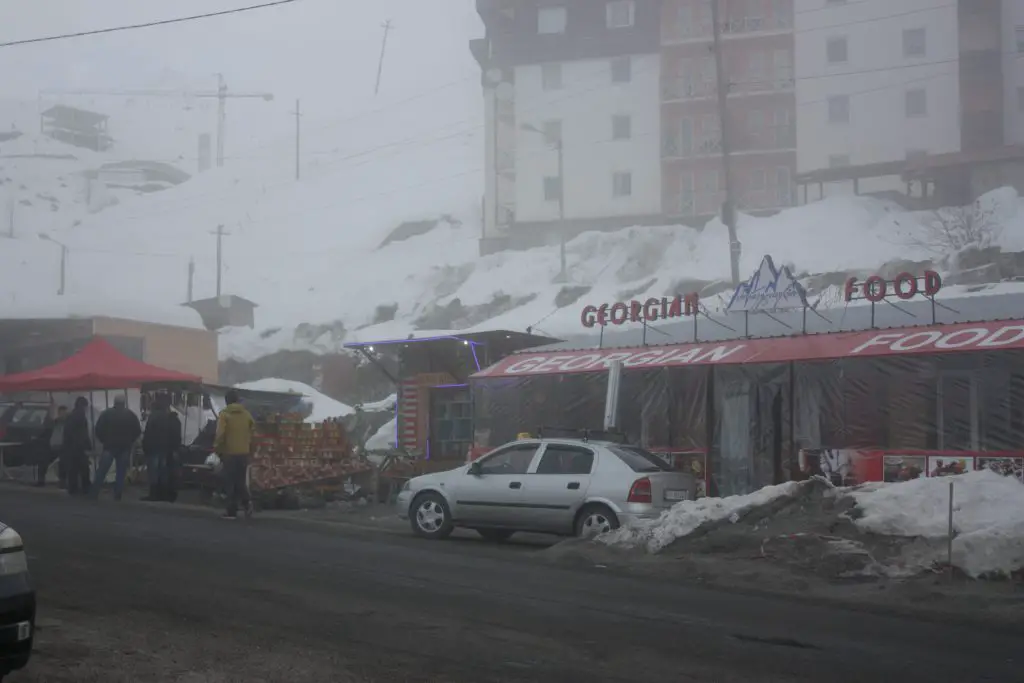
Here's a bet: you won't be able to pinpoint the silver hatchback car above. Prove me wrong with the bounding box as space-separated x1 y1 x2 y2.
396 438 697 541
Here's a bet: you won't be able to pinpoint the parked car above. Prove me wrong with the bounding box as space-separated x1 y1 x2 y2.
0 522 34 680
0 403 51 468
397 438 697 541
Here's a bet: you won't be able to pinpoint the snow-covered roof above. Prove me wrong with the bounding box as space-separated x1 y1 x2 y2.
234 378 353 422
0 295 206 330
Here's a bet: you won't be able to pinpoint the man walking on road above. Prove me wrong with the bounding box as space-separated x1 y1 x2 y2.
92 396 142 501
214 390 255 520
142 393 182 502
63 397 93 496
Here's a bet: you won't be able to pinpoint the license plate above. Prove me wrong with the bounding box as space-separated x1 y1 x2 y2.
16 621 30 641
664 489 689 502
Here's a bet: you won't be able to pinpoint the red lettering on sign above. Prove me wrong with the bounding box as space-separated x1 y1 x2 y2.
864 275 886 302
644 298 660 322
596 304 609 326
581 305 598 328
893 272 917 299
610 302 629 325
629 300 643 323
924 270 942 297
844 277 858 302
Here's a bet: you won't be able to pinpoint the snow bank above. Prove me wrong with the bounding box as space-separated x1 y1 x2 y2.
850 469 1024 578
358 394 397 413
234 378 353 422
364 418 397 451
600 480 806 553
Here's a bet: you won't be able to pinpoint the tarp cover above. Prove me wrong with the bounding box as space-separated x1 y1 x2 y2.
0 338 200 392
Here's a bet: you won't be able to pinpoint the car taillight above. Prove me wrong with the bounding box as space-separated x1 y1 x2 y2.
627 477 652 504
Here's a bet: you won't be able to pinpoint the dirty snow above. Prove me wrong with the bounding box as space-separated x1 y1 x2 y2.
851 469 1024 578
599 479 806 553
235 378 353 422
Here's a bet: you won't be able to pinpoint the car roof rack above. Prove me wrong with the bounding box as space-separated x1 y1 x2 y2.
535 426 628 444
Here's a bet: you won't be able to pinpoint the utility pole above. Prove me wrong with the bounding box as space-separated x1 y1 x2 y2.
6 196 13 238
710 0 741 287
216 73 227 168
375 20 393 96
555 138 566 283
211 224 230 297
291 99 302 180
58 244 66 296
187 256 195 303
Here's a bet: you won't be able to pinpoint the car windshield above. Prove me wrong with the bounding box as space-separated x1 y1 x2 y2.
607 445 672 473
10 408 48 427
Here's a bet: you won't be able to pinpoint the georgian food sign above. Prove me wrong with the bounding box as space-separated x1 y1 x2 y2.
581 293 700 328
473 320 1024 378
844 270 942 303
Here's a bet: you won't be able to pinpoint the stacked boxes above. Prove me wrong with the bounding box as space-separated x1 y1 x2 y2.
249 414 369 491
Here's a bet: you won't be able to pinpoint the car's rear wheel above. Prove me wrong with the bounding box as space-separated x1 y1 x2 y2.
410 492 454 540
575 504 619 538
476 529 515 542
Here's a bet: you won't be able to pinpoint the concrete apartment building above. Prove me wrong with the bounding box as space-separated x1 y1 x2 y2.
472 0 664 253
795 0 1023 199
661 0 797 218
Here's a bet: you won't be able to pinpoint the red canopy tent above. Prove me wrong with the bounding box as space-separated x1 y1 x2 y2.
0 338 201 393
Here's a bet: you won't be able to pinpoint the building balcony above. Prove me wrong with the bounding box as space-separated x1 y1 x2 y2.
663 136 722 159
661 15 792 44
663 76 794 103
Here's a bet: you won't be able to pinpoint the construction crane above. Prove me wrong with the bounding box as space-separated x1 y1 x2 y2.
40 74 274 168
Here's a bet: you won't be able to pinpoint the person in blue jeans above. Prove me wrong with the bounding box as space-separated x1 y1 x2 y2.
91 395 142 501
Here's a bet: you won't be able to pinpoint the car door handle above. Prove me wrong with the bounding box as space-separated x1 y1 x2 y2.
509 481 522 489
567 482 580 490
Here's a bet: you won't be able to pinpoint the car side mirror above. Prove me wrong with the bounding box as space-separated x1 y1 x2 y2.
468 461 482 476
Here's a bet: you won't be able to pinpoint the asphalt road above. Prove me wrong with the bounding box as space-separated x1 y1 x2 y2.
1 486 1020 683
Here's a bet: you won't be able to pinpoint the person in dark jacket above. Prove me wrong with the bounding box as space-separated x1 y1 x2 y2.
35 405 68 487
141 393 183 502
91 395 142 501
63 397 93 496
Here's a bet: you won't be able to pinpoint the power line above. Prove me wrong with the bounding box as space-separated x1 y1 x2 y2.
0 0 301 48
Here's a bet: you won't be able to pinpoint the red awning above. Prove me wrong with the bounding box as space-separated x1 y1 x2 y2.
472 319 1024 378
0 338 201 393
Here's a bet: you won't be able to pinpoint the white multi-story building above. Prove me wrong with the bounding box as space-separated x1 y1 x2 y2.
795 0 1018 198
472 0 664 253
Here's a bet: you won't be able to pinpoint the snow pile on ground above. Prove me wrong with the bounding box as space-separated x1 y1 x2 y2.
234 378 353 422
599 479 809 553
850 469 1024 578
364 418 397 451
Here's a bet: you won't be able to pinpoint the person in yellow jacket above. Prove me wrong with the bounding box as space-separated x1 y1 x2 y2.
214 390 255 519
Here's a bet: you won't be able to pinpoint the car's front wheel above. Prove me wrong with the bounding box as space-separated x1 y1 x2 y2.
410 492 454 540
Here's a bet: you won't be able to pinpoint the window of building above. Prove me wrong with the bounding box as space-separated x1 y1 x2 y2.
748 168 767 191
1016 25 1024 52
541 62 563 90
747 109 764 136
542 119 562 146
826 36 848 64
775 166 793 206
543 176 562 202
613 171 633 197
1018 86 1024 112
612 114 632 140
827 95 850 124
538 6 568 34
905 88 928 118
773 48 793 84
903 27 926 58
611 55 632 83
828 154 850 168
607 1 635 29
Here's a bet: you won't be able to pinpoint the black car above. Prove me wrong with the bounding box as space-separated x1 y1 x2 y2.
0 522 34 680
0 403 51 469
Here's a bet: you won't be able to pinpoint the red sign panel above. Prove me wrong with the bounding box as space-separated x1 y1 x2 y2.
472 320 1024 378
844 271 941 303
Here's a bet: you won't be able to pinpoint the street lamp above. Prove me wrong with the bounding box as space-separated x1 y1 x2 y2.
38 233 67 296
522 122 566 283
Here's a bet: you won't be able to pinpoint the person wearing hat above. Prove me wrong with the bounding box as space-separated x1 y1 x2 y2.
92 395 142 501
